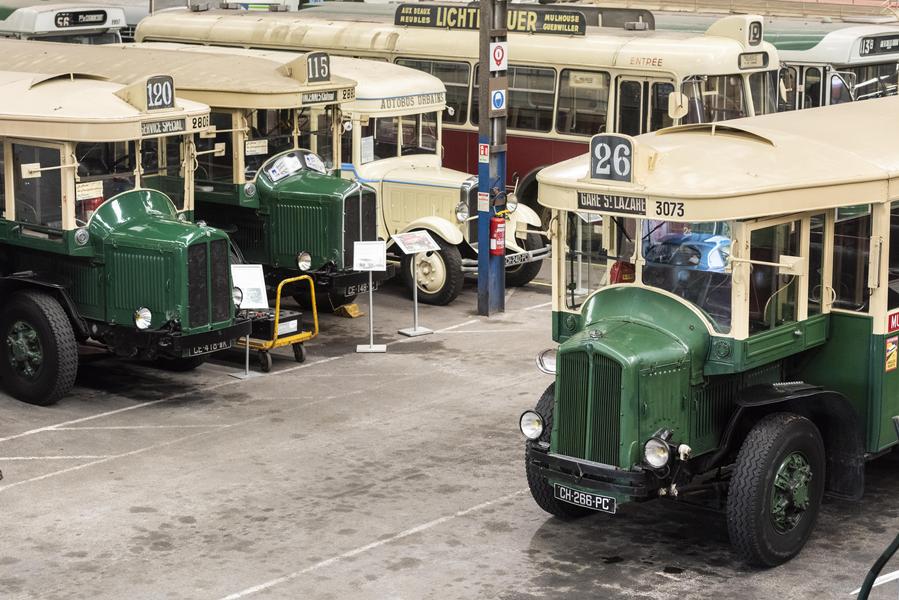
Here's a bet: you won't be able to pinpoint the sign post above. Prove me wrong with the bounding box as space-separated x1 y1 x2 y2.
354 240 388 353
228 264 268 379
477 0 508 317
392 231 440 337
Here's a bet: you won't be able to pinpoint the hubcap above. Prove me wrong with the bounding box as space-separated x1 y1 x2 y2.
771 451 812 534
414 251 447 293
5 320 43 379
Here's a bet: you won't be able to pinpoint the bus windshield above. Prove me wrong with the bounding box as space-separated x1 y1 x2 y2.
641 220 732 332
244 108 334 178
359 111 438 163
848 63 899 100
26 31 121 45
682 74 748 123
749 70 779 115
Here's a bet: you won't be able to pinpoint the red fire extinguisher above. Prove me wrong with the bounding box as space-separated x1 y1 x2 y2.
489 216 505 256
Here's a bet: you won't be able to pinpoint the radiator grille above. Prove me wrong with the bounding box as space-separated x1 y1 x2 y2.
274 203 328 260
343 190 378 268
555 350 622 466
467 185 479 245
187 244 209 327
210 239 231 323
109 249 167 311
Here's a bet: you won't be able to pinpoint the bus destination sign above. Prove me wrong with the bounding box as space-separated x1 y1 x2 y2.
860 34 899 56
394 4 586 36
54 10 107 28
577 192 646 215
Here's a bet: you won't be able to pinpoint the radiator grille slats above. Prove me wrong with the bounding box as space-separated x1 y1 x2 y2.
343 191 377 268
210 239 231 323
556 352 590 459
188 244 209 327
110 250 167 311
274 204 328 260
590 354 622 466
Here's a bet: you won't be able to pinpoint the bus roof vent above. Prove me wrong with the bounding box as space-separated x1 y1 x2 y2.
29 72 109 89
657 123 776 146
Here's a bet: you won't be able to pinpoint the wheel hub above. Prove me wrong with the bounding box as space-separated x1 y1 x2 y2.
5 321 43 379
771 451 812 533
415 251 446 293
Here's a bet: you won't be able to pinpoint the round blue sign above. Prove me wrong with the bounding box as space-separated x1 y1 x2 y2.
491 90 505 110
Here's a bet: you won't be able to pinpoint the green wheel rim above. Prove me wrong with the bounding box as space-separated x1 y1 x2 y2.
6 320 43 379
771 451 812 534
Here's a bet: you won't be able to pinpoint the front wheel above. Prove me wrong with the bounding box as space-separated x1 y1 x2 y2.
525 384 594 519
400 236 463 306
727 412 825 567
505 233 544 287
0 290 78 405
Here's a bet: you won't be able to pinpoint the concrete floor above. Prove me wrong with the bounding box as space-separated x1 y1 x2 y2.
1 273 898 599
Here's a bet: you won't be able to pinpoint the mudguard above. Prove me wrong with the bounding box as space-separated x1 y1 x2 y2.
397 216 464 246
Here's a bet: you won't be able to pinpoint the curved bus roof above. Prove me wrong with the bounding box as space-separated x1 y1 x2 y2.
0 38 356 109
537 95 899 223
0 69 209 142
140 42 447 117
0 3 126 35
135 8 779 78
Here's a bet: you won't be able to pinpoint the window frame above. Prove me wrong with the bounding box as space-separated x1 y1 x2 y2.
8 138 73 232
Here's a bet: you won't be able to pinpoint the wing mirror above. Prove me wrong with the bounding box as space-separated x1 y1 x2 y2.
667 92 689 120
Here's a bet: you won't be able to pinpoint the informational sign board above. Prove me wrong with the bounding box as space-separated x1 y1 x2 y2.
392 230 440 255
860 34 899 56
478 143 489 164
478 192 490 213
489 42 508 72
589 134 633 183
353 241 387 272
488 77 507 118
394 4 586 35
231 264 269 310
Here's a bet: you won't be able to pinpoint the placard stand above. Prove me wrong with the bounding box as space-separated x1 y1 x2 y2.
356 272 386 353
229 332 264 379
391 231 439 338
227 264 270 379
398 254 432 337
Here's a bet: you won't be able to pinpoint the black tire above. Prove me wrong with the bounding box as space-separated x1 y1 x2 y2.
525 383 594 519
505 233 544 287
258 351 272 373
0 290 78 405
400 236 463 306
727 412 826 567
292 343 307 363
154 356 206 372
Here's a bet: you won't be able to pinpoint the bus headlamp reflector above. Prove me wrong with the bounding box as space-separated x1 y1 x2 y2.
643 438 671 469
455 201 469 223
134 307 152 330
297 252 312 271
232 286 243 308
519 410 544 440
244 182 257 198
74 227 90 246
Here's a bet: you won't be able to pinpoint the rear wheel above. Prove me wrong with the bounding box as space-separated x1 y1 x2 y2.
401 236 463 306
0 290 78 405
727 412 825 566
505 233 544 287
525 383 594 519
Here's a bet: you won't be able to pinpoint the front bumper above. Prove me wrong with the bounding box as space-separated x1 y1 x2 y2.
461 243 550 273
526 442 658 504
313 264 396 293
100 317 253 359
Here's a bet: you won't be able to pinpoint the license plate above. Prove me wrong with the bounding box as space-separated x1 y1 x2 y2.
346 281 379 295
553 484 616 514
185 340 232 357
505 252 531 267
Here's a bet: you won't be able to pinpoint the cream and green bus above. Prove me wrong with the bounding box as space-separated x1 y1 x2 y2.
522 97 899 566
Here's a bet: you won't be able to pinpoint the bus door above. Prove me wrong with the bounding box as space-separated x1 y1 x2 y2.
826 71 855 105
615 77 676 136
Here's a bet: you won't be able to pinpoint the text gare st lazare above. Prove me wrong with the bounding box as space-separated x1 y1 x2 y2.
380 92 446 110
577 192 646 215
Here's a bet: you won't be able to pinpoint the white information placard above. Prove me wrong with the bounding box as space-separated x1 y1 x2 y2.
361 136 375 164
391 231 440 255
353 241 387 272
230 264 269 310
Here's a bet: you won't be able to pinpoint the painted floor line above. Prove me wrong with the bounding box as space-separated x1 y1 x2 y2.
0 455 112 461
440 328 533 334
52 425 228 431
218 489 527 600
523 301 552 311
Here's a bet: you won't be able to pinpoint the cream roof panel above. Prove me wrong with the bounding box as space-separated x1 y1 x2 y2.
0 38 355 109
0 70 209 141
139 42 447 116
538 96 899 221
778 25 899 64
0 4 126 33
135 9 778 77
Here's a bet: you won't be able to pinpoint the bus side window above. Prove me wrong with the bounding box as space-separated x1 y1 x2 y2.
396 58 470 125
195 111 234 184
888 202 899 310
650 82 674 130
829 74 852 105
832 205 872 311
556 69 610 136
749 221 800 333
472 64 555 133
779 67 798 111
12 143 62 229
803 67 822 109
808 214 825 315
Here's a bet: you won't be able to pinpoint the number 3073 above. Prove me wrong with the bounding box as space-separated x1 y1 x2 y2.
655 201 684 217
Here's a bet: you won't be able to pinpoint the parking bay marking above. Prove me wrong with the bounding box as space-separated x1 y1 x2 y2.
218 489 527 600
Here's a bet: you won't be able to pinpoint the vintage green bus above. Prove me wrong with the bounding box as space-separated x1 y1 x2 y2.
0 70 251 405
0 39 392 309
523 97 899 565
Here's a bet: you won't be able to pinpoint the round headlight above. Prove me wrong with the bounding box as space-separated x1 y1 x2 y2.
232 286 243 308
506 194 519 214
643 438 671 469
244 182 257 198
134 307 152 330
74 227 90 246
297 251 312 271
519 410 544 441
454 201 470 223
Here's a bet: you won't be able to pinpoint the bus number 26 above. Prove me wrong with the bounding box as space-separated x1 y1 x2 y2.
656 201 685 217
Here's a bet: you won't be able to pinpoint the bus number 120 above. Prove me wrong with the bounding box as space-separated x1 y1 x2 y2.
146 76 175 110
